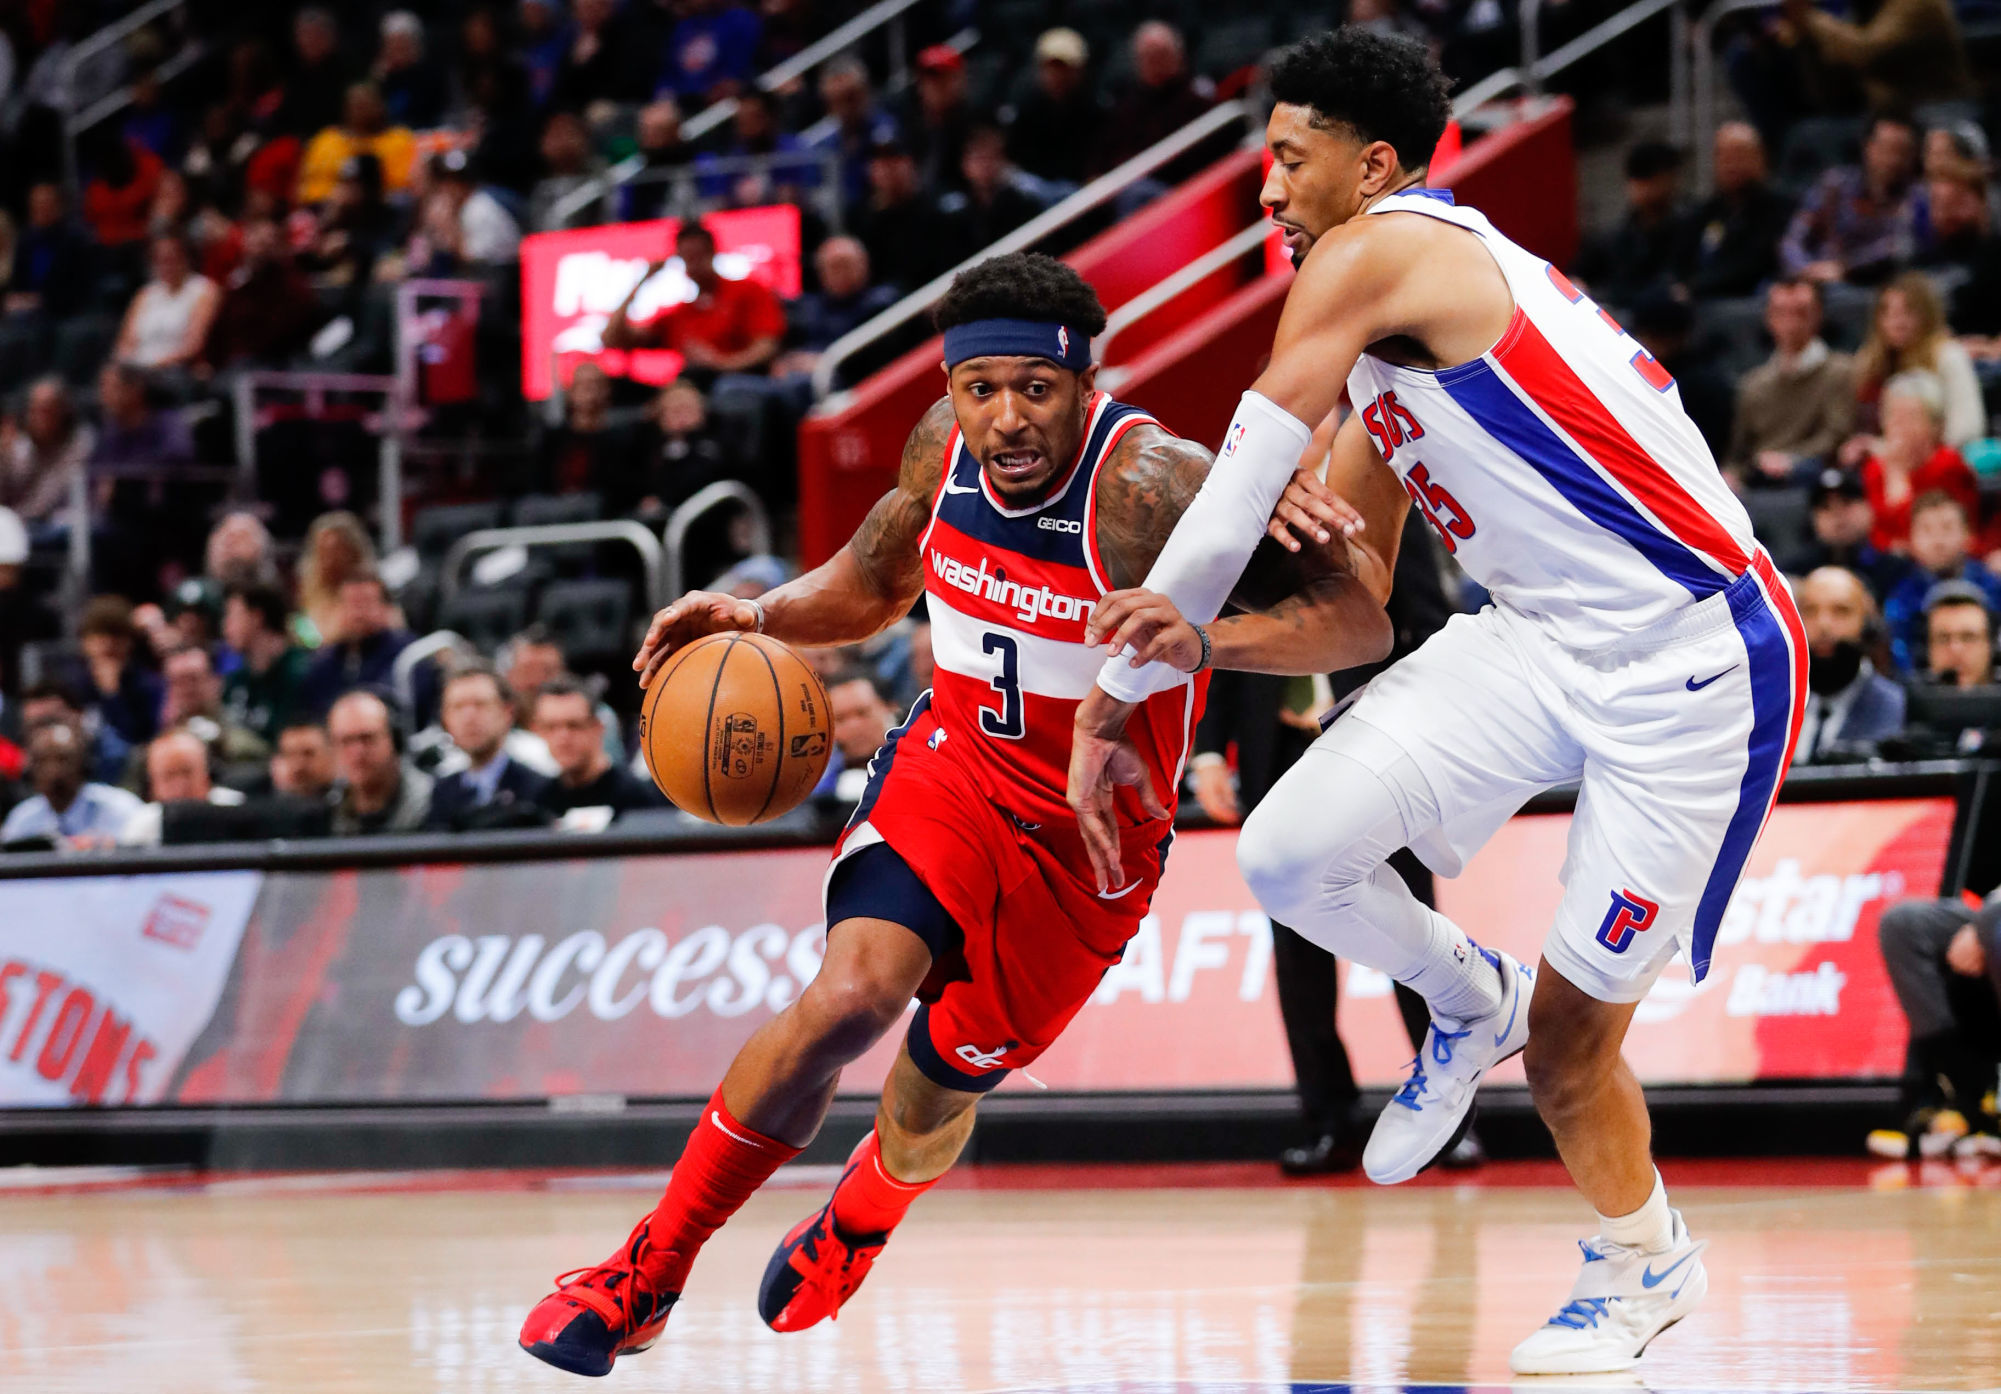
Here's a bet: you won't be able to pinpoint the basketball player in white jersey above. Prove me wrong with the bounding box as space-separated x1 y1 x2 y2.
1064 29 1806 1375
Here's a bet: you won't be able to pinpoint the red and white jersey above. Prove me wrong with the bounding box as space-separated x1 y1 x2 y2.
917 392 1208 829
1344 191 1764 650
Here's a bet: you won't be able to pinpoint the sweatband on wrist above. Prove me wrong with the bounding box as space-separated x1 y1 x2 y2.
942 318 1091 370
1096 390 1314 702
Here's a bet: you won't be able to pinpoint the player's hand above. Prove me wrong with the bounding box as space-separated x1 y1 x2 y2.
1947 923 1987 978
1086 589 1205 671
1267 468 1365 553
634 591 761 687
1191 760 1241 825
1068 690 1165 894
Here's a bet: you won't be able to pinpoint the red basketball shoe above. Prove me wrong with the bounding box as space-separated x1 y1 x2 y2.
519 1219 680 1377
757 1192 891 1332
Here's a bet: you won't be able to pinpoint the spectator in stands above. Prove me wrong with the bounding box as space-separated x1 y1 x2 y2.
819 665 896 804
297 511 376 643
1624 294 1733 457
1883 493 2001 671
1794 565 1908 761
854 138 952 294
1677 122 1793 299
938 123 1046 257
666 0 762 105
1919 581 1998 687
1793 467 1909 594
221 582 310 746
0 718 144 849
427 665 551 830
300 572 414 716
1092 22 1214 184
205 215 323 371
1874 889 2000 1158
501 624 624 762
699 89 818 204
299 154 396 300
122 58 184 165
518 0 569 108
622 99 697 221
549 0 629 112
1007 29 1102 190
0 378 92 529
1849 273 1985 444
182 101 260 217
775 236 899 379
903 45 974 196
1780 0 1972 118
812 58 900 209
90 361 194 590
270 718 337 801
622 378 743 518
77 596 163 748
125 728 246 843
1917 163 1995 279
206 512 276 592
297 82 418 206
418 150 523 269
532 111 610 231
156 642 269 783
603 222 784 378
533 362 628 497
280 8 352 139
1780 116 1924 286
82 135 166 265
533 677 662 819
1857 370 1980 550
1725 279 1855 489
6 183 89 319
326 689 432 835
114 234 220 373
17 682 129 787
374 11 447 130
1573 142 1686 309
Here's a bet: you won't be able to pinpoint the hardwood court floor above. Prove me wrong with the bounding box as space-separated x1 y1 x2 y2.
0 1158 1995 1394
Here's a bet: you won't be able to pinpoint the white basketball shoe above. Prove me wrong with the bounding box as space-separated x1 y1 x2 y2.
1362 947 1533 1185
1510 1210 1709 1375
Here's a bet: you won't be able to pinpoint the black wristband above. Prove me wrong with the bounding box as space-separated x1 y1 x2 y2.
1194 624 1213 673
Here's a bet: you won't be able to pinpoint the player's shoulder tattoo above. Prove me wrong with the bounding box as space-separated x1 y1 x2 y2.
852 396 956 599
1093 422 1214 590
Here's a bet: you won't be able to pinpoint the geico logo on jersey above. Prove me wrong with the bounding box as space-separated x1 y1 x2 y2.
928 549 1094 625
394 924 828 1026
1725 961 1847 1017
1036 516 1082 533
1710 860 1902 947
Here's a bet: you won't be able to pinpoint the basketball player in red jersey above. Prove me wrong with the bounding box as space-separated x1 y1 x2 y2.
517 254 1392 1377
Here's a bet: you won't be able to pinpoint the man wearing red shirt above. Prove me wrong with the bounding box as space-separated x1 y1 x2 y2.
602 221 785 377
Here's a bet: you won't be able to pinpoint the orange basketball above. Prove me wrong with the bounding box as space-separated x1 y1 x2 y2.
639 631 833 825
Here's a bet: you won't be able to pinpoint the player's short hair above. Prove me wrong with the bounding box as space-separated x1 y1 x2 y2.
1266 27 1453 174
933 253 1108 338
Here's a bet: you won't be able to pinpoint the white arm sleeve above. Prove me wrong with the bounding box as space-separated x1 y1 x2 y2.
1095 390 1314 702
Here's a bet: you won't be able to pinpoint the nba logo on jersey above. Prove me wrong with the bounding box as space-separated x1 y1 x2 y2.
1596 889 1661 954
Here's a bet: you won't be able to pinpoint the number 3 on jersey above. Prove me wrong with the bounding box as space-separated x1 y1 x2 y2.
979 632 1024 739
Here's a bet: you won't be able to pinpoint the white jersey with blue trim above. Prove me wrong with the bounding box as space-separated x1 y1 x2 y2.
1343 190 1762 651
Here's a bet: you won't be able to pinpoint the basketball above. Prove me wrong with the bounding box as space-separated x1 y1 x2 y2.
639 630 833 825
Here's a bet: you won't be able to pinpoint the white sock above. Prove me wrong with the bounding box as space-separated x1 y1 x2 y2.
1399 910 1504 1023
1597 1169 1675 1254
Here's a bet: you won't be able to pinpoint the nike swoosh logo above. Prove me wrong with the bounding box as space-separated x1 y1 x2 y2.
1641 1251 1696 1289
942 476 980 495
1493 971 1522 1048
1685 666 1737 692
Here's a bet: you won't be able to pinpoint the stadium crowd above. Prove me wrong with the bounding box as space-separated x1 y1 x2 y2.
0 0 1998 860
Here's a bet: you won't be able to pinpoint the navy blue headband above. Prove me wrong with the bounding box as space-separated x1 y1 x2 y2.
942 318 1091 370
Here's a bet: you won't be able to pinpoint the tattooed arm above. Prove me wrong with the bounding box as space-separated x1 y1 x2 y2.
1068 419 1398 891
633 397 951 685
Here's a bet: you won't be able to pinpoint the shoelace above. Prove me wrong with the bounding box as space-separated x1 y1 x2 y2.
1390 1025 1473 1111
1548 1297 1613 1329
550 1226 668 1334
795 1210 880 1320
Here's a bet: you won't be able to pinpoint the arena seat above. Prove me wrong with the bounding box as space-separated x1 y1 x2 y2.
536 578 633 670
438 583 531 654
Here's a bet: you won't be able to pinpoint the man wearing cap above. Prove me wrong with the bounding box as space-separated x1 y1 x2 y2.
1006 29 1103 188
1724 278 1855 490
1792 466 1912 595
902 44 974 195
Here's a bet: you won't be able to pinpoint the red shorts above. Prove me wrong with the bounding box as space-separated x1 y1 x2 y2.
824 695 1170 1090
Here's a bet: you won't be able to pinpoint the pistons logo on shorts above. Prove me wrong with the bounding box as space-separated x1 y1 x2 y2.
1596 888 1660 954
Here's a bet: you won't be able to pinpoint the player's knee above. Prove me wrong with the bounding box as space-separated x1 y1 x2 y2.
1521 1029 1599 1119
798 970 909 1053
1237 800 1357 920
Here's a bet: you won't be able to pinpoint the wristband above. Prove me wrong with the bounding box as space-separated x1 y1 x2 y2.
1194 623 1212 673
745 598 767 634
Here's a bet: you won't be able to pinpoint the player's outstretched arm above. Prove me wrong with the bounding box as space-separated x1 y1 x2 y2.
633 397 950 686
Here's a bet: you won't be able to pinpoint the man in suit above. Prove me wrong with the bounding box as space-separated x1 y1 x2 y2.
426 664 551 831
1793 566 1907 763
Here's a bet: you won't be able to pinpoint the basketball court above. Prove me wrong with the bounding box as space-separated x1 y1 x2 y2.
3 1157 1995 1393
